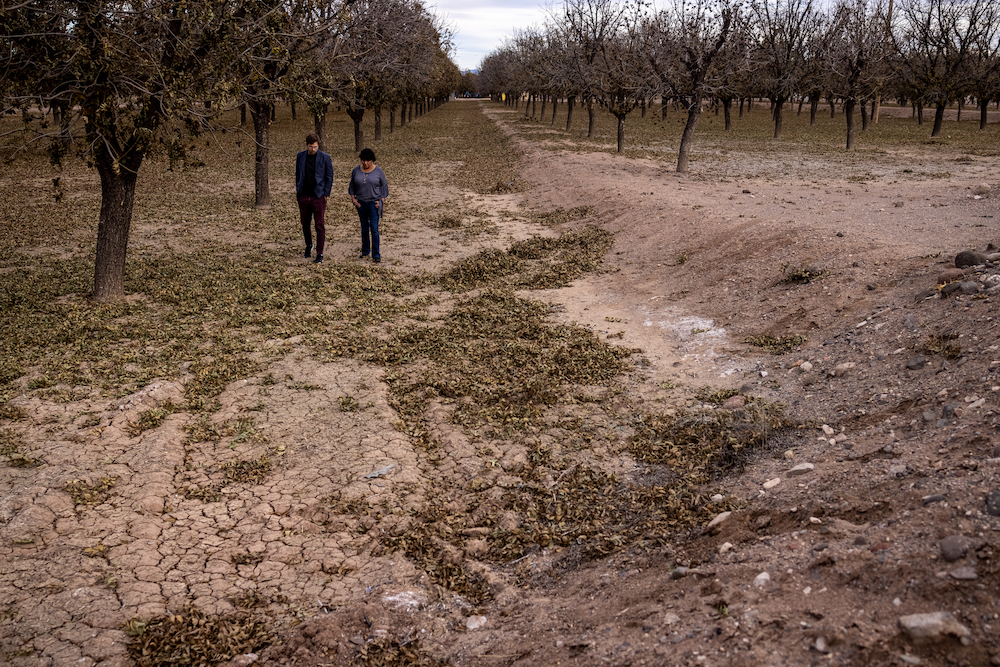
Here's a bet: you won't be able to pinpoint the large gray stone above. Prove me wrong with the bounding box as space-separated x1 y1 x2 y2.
955 250 986 268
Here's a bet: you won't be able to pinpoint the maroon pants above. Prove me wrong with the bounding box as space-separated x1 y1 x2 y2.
297 195 326 254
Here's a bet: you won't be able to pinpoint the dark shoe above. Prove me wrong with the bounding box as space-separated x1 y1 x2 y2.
304 246 312 258
373 257 381 263
313 254 323 264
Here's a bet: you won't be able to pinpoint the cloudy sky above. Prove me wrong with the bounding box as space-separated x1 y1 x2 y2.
432 1 553 72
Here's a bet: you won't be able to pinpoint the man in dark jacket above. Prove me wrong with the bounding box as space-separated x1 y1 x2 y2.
295 134 334 263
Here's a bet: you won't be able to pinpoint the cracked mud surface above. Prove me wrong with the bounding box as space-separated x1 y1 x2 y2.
2 99 1000 666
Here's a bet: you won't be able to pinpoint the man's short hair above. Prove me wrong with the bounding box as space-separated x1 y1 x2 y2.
305 133 320 145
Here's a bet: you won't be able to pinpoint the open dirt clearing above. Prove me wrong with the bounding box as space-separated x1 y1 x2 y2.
2 99 1000 667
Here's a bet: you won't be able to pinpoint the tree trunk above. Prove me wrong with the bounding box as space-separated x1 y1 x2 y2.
797 97 805 114
871 92 881 123
809 94 819 125
240 103 247 126
616 114 625 153
957 98 962 122
980 99 989 130
739 97 744 118
931 102 946 137
845 98 856 150
772 97 786 139
641 97 647 118
531 94 537 119
291 100 297 120
723 97 732 131
587 99 596 138
347 105 365 152
374 106 382 142
313 104 328 152
248 100 272 209
829 98 836 118
540 95 547 121
54 102 72 153
566 95 575 132
390 107 396 133
916 101 924 125
662 97 670 120
860 99 869 131
677 100 701 172
92 154 141 302
551 96 558 124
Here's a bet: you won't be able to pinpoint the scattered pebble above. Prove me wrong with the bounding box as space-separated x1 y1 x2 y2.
706 511 732 533
722 394 746 410
937 268 966 284
986 491 1000 517
939 535 969 562
365 464 397 479
898 611 971 642
831 362 855 377
949 566 977 580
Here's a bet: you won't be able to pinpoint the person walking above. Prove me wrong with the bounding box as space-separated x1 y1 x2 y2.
295 133 334 264
348 148 388 263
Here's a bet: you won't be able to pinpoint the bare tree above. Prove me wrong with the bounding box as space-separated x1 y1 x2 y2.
747 0 821 139
645 0 739 172
221 0 348 209
559 0 651 152
825 0 891 149
1 0 233 301
713 15 756 129
965 2 1000 129
892 0 996 137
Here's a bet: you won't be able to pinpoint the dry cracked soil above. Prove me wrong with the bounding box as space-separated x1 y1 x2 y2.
2 98 1000 667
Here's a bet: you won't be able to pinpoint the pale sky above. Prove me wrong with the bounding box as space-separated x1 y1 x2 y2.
431 1 553 72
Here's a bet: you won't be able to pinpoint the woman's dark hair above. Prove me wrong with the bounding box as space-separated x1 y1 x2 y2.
359 148 376 161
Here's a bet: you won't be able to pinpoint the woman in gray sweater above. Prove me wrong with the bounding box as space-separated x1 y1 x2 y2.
348 148 389 262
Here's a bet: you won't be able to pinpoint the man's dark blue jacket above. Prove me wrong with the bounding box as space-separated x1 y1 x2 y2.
295 150 334 198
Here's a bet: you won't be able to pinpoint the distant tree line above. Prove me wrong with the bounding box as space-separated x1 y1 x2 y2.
477 0 1000 164
1 0 461 301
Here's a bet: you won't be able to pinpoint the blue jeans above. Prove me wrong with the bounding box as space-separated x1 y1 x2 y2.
357 200 380 259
